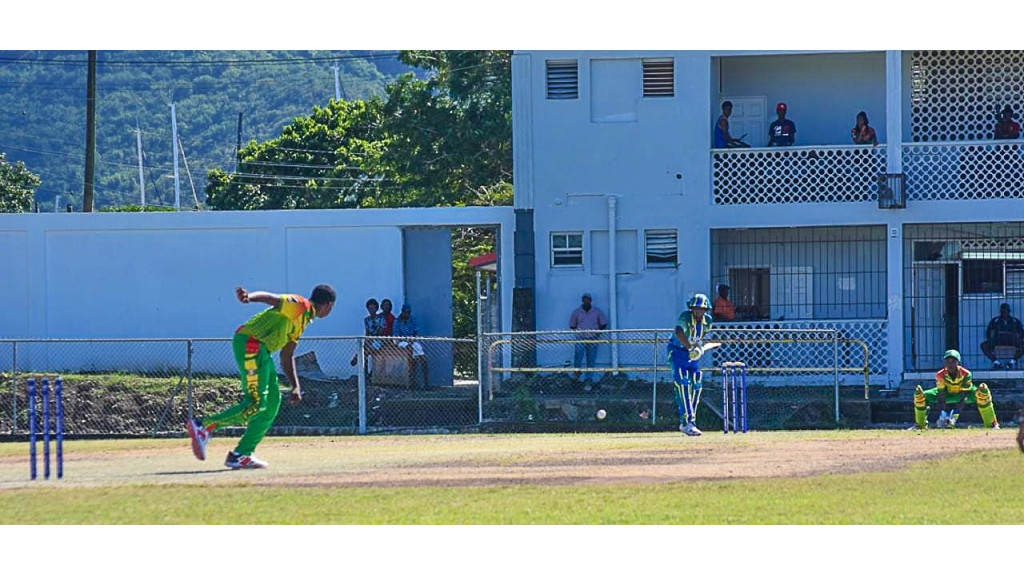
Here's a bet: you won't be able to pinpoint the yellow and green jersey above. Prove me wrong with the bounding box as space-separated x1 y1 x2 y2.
935 366 973 395
237 294 316 352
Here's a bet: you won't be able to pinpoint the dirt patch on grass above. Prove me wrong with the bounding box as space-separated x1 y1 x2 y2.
1 431 1016 489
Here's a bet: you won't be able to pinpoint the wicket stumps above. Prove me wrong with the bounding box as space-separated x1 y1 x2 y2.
722 362 748 433
28 377 64 480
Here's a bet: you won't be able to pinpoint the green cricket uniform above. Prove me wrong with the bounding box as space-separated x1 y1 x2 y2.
202 295 317 455
912 366 998 429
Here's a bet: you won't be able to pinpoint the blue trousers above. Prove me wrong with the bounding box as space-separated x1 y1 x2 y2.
670 350 702 425
574 342 599 383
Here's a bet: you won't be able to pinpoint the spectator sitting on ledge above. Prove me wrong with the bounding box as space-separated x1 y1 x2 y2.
981 303 1024 369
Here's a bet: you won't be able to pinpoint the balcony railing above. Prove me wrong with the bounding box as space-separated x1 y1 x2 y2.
902 140 1024 201
711 144 887 205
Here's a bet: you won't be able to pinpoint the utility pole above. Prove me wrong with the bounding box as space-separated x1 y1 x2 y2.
235 111 243 171
136 123 146 208
333 64 342 101
83 50 97 212
177 137 200 209
169 102 181 211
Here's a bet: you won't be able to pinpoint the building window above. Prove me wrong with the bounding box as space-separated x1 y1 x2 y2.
642 58 674 97
551 232 584 268
963 259 1004 295
645 229 677 267
546 60 578 100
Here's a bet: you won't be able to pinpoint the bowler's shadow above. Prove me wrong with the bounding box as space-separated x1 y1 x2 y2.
155 469 235 476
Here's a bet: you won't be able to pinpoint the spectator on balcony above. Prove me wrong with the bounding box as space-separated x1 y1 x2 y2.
980 303 1024 369
712 284 736 322
850 111 878 145
714 101 749 148
767 102 797 146
570 292 608 391
994 105 1021 140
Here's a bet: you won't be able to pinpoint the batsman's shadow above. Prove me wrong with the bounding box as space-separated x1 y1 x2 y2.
155 469 235 476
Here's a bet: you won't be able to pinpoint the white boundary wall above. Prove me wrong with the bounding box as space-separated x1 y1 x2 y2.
0 207 515 341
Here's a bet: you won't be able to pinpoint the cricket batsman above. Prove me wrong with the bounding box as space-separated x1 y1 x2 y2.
186 284 336 469
667 294 713 436
912 349 999 430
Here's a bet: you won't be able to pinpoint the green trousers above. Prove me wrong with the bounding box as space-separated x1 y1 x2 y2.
913 383 998 429
201 332 282 455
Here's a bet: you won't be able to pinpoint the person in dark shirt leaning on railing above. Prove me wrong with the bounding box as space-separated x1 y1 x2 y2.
767 102 796 146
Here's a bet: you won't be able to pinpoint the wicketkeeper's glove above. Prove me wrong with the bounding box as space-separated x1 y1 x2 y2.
937 410 949 429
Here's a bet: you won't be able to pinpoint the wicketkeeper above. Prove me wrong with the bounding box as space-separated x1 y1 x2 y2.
912 349 999 430
667 294 713 436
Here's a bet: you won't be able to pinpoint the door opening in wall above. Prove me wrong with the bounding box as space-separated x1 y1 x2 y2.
729 267 771 321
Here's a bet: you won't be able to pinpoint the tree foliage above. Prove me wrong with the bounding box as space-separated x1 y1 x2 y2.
204 50 513 210
0 50 409 210
0 153 41 213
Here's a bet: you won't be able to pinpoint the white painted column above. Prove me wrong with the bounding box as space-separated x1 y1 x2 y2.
885 50 905 388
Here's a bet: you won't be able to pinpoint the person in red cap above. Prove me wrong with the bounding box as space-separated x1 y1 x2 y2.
768 102 796 146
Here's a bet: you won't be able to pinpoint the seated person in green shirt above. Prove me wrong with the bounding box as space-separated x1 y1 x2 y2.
186 284 336 469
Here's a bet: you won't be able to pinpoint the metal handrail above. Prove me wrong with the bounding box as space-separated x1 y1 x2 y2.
487 336 871 399
712 143 886 154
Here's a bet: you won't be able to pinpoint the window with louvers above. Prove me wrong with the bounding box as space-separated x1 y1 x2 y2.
546 60 578 99
642 58 674 97
645 230 677 267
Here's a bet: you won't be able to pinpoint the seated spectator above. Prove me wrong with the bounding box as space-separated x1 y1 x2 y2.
712 284 736 322
350 298 385 370
394 304 428 388
380 299 396 336
980 303 1024 369
714 101 749 148
768 102 796 146
850 111 877 145
994 105 1021 140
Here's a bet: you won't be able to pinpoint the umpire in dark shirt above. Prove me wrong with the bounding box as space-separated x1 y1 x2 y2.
981 303 1024 369
768 102 797 146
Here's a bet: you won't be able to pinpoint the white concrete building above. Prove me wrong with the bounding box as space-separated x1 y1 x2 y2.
511 50 1024 387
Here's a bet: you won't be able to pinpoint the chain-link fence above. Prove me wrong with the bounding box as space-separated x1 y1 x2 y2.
0 336 479 438
481 328 871 430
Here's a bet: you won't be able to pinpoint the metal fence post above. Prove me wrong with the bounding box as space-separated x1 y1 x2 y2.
187 340 194 425
476 272 484 425
12 341 17 435
651 334 658 425
833 330 840 423
357 336 367 434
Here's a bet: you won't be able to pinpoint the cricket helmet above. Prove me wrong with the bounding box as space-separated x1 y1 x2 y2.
688 293 711 310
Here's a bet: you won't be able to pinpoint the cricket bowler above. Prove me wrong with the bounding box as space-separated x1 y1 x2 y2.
186 284 336 469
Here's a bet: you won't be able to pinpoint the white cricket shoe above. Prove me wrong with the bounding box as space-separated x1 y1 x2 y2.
992 361 1002 370
680 422 702 436
186 418 210 461
225 451 268 470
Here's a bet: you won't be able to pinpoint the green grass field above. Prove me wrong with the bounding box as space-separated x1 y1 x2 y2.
1 430 1022 524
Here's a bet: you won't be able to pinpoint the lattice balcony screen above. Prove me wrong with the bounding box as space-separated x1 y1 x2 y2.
713 320 888 376
711 145 886 205
903 142 1024 200
910 50 1024 142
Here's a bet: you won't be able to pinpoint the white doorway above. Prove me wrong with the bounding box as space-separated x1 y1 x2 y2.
719 96 767 148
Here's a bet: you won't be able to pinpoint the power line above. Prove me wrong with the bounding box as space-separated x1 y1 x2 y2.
0 52 402 67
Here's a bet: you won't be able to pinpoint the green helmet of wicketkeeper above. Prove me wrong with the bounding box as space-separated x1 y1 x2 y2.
667 293 714 436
